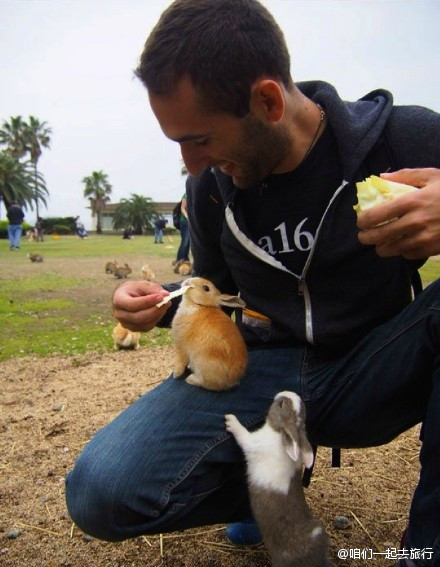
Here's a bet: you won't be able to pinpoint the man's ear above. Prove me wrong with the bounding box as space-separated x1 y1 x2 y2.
249 79 285 123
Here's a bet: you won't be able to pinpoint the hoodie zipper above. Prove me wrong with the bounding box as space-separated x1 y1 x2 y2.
225 179 349 344
296 180 348 343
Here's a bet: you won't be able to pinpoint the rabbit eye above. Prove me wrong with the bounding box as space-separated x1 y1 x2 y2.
202 285 210 292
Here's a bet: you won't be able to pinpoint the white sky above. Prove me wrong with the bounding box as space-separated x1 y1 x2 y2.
1 0 439 227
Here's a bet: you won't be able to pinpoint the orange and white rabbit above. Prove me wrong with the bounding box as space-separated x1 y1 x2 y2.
171 277 247 391
112 322 141 350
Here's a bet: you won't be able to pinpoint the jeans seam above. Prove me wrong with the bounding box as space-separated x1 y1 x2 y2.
301 311 430 403
160 413 265 509
356 312 427 372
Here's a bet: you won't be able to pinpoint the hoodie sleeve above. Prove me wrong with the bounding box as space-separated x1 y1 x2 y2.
385 105 440 169
186 170 239 297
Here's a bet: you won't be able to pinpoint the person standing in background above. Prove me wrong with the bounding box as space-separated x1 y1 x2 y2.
174 189 190 263
7 202 25 250
154 218 168 243
35 216 44 242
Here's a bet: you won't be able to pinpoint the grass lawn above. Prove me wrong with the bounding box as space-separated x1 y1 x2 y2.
0 234 179 361
1 232 179 258
0 233 439 362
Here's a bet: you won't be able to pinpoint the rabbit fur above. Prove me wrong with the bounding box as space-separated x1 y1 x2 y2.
141 264 155 281
171 277 247 391
114 263 132 279
112 322 140 350
105 260 118 274
28 253 44 263
173 259 192 276
225 392 332 567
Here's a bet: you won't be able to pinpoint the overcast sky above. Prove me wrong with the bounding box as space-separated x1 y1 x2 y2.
1 0 439 227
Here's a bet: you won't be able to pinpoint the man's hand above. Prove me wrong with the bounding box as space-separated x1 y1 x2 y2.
357 168 440 259
112 280 172 332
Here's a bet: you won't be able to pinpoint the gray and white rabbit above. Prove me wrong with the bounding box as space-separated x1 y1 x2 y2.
225 391 332 567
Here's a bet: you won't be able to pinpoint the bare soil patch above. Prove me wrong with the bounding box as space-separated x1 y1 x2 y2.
0 253 420 566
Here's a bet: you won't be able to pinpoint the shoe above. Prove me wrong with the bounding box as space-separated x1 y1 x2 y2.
397 527 421 566
225 518 263 546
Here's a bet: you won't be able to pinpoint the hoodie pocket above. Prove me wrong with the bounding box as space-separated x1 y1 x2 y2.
241 308 272 342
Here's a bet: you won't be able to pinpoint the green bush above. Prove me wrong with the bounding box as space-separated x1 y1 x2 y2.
0 220 8 238
52 224 72 235
0 220 31 239
41 216 76 234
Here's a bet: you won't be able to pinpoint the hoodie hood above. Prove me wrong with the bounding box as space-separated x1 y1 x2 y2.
297 80 393 180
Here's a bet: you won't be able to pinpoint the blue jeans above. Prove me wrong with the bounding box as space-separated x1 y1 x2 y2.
8 224 22 248
154 227 164 243
65 280 440 563
176 219 190 261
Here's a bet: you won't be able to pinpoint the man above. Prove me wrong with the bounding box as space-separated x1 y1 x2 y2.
154 217 168 243
35 216 44 242
7 201 25 250
174 190 190 261
74 216 88 239
66 1 440 565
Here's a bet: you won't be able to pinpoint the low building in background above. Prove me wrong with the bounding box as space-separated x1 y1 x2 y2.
92 202 176 233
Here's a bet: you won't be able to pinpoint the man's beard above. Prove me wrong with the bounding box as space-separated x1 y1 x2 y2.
232 114 292 189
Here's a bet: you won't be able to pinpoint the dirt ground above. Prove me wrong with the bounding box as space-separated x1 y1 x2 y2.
0 254 422 566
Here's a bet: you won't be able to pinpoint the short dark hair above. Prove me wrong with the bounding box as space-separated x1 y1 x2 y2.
135 0 293 117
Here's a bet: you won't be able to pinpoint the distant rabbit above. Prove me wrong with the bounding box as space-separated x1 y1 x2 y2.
141 263 155 281
114 263 132 279
28 253 44 263
105 260 118 274
171 277 247 391
225 392 332 567
112 322 141 350
173 259 192 276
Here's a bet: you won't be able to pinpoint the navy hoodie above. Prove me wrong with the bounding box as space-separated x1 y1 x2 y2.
164 81 440 356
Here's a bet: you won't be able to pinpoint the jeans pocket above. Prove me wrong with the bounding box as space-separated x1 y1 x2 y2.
300 346 341 402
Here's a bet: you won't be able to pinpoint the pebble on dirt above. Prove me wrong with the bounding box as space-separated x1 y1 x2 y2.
7 528 21 539
333 515 350 530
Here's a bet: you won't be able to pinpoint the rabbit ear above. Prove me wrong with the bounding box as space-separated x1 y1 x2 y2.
282 429 315 468
281 430 300 462
300 434 315 469
219 294 246 309
277 395 315 469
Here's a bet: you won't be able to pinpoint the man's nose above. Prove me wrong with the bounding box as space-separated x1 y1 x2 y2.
180 145 210 176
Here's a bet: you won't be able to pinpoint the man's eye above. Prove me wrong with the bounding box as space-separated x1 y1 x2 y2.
194 138 209 147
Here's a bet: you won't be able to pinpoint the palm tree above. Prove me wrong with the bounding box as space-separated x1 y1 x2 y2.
0 151 48 211
82 170 112 234
112 194 159 234
25 116 51 218
0 116 28 159
0 115 51 217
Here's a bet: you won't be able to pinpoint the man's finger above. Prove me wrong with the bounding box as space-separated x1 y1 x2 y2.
380 167 436 187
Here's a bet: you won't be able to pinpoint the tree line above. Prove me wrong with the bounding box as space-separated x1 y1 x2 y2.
0 115 164 234
0 116 50 216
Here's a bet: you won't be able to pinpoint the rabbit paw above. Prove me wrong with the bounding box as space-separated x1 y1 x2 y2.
185 373 204 388
225 414 240 434
173 367 186 379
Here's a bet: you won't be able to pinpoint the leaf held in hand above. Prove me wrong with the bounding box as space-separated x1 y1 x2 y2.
155 287 188 308
354 175 417 214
